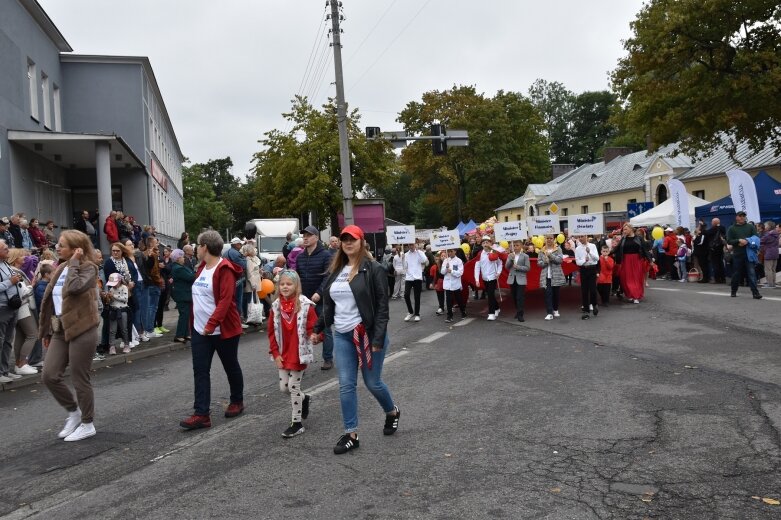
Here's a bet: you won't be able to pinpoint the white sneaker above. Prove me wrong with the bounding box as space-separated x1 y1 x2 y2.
404 313 414 322
6 372 21 380
494 310 500 317
436 308 443 315
241 323 249 329
149 331 163 338
553 310 560 318
0 375 13 383
544 314 554 321
129 340 139 348
487 314 496 321
588 304 593 311
109 346 117 355
58 409 82 439
633 299 640 304
414 315 421 322
140 333 150 342
14 364 38 376
64 422 96 442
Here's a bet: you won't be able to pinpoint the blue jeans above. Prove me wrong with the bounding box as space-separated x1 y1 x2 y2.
133 280 147 333
146 285 161 332
315 302 334 362
190 331 243 415
334 330 394 433
730 251 759 295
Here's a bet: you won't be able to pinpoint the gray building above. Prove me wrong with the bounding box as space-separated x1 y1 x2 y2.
0 0 184 249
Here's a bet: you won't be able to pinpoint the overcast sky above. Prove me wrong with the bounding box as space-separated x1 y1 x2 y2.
39 0 645 179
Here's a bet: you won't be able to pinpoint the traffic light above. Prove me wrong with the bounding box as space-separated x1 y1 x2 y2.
431 124 447 156
365 126 381 139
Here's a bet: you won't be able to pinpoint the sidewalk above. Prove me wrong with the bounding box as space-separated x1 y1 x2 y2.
0 307 263 393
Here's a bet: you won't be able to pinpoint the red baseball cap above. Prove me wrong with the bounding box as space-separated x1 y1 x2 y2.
340 225 364 240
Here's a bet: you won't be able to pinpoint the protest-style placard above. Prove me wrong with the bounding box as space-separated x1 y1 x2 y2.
386 225 416 244
494 221 528 242
527 215 560 235
568 214 604 235
429 229 460 251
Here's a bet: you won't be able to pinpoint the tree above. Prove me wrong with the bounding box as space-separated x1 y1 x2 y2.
250 96 396 233
397 85 550 225
528 79 575 163
612 0 781 159
570 90 618 164
182 160 232 236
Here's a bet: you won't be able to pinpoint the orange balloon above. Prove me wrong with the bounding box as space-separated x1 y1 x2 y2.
257 278 275 298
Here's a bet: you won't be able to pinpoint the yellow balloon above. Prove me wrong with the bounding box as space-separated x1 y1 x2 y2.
532 236 544 249
556 233 565 244
460 243 470 255
499 240 509 249
651 226 664 240
479 223 487 231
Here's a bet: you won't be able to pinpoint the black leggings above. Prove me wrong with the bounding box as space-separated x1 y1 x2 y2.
404 280 423 316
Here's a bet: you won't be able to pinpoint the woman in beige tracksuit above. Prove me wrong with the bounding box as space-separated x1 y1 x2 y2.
39 230 100 442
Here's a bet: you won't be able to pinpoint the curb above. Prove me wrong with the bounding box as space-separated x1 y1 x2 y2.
0 326 263 393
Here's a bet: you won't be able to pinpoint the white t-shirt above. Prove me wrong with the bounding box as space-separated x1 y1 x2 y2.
192 259 222 336
330 265 362 333
53 266 68 316
403 250 427 281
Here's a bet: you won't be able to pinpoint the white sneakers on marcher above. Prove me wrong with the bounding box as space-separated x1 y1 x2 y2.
58 409 82 439
404 313 414 322
544 314 554 321
14 364 38 375
553 310 560 318
487 314 496 321
64 422 96 442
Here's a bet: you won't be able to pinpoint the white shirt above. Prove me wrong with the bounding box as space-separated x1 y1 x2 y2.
53 267 68 316
392 254 405 275
192 259 222 336
474 249 501 282
575 242 599 267
330 265 362 333
403 250 427 281
442 256 464 291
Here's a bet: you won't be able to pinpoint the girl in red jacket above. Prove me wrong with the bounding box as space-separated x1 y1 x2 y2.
597 245 615 306
268 270 318 438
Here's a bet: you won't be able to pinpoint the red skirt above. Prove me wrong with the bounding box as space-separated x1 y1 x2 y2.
619 253 645 300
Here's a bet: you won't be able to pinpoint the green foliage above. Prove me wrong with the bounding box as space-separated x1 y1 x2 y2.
396 85 550 225
182 160 232 236
612 0 781 158
528 79 574 164
250 96 396 234
570 91 619 164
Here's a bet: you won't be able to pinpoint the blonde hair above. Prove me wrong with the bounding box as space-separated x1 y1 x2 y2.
329 238 374 282
59 229 97 264
40 249 56 261
7 248 30 267
278 270 302 313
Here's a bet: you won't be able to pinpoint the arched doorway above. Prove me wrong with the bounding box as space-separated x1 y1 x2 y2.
657 184 668 205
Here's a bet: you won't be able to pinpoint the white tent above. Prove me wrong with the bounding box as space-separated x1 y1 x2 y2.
629 193 710 228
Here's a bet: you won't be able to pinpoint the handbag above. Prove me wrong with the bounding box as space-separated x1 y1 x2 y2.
246 291 263 324
0 266 22 309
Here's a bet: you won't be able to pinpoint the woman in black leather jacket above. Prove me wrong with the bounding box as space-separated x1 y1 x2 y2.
312 225 399 455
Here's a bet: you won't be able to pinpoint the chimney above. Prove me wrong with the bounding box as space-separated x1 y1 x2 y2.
645 134 654 153
603 147 634 164
551 164 575 180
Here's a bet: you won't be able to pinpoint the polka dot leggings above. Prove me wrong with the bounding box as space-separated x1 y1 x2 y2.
279 369 305 422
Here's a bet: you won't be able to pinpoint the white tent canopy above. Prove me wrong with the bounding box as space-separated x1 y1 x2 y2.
629 193 710 228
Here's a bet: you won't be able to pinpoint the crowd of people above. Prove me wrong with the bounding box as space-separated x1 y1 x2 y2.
1 207 775 450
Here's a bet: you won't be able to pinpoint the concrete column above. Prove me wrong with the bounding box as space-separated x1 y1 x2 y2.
95 141 112 253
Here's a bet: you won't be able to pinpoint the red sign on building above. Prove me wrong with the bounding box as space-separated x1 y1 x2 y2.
150 155 168 192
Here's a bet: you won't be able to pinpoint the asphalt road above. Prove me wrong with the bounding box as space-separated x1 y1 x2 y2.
1 279 780 519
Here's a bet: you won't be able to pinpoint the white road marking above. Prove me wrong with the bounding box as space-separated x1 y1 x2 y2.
453 317 475 327
648 288 681 292
696 291 730 297
417 331 450 343
760 296 781 302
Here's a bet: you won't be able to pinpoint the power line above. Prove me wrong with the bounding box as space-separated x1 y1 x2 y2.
344 0 398 66
347 0 432 93
295 15 328 98
303 37 332 103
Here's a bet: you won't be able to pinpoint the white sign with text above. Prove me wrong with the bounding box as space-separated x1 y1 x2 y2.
527 215 560 235
568 213 604 235
494 221 529 241
386 225 416 244
429 229 461 251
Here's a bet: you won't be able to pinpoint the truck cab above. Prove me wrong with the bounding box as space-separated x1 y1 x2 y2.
244 218 300 263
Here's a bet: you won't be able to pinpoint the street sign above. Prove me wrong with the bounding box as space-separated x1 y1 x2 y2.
627 202 654 218
548 202 559 214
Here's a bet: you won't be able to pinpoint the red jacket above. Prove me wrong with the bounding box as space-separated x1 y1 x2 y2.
191 258 243 339
663 234 678 256
104 216 119 243
597 256 615 284
268 304 318 371
29 226 47 248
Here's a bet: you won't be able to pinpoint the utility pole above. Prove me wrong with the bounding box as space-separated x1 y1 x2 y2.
329 0 354 225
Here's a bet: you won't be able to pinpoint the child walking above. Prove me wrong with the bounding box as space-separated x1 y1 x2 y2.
597 245 615 306
676 238 689 282
268 270 318 438
106 273 131 354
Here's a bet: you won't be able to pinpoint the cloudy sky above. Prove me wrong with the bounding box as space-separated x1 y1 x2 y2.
39 0 645 179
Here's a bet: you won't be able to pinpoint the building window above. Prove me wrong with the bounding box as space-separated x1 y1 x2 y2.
545 210 550 215
562 208 568 216
628 198 637 204
603 202 611 212
693 190 705 199
52 85 62 131
41 73 51 129
516 214 521 221
581 205 588 213
504 216 508 222
27 60 38 121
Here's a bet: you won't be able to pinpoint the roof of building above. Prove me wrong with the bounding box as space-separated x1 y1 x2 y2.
60 54 184 158
526 184 558 197
21 0 72 52
676 139 781 180
495 195 525 212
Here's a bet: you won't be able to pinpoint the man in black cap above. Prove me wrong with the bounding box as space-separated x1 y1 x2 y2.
726 211 761 299
295 225 335 369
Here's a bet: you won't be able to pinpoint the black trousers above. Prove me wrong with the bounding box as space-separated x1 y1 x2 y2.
579 265 598 311
483 279 498 313
510 282 525 317
665 255 678 279
709 250 725 282
695 253 710 281
445 289 465 318
597 283 611 305
404 280 423 315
